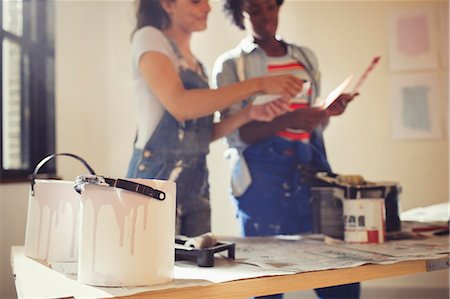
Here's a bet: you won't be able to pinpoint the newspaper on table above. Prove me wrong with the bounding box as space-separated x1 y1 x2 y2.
16 233 449 299
222 234 448 272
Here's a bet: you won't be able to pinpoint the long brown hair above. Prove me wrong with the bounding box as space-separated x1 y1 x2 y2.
132 0 173 36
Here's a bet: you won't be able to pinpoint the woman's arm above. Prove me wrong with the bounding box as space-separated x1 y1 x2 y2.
240 108 327 144
139 52 303 122
213 51 327 146
211 99 291 142
240 92 357 144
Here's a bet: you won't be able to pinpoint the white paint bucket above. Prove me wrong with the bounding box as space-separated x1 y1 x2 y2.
24 153 96 262
24 180 81 261
77 178 176 287
343 198 386 244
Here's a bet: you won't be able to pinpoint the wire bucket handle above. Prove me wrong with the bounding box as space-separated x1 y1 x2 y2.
30 153 96 196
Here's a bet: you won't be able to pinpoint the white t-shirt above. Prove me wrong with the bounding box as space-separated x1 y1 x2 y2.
131 26 179 149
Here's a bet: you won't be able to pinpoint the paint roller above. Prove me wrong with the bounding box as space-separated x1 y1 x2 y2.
184 233 218 249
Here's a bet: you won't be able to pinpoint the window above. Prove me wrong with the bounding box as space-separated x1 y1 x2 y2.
1 0 55 182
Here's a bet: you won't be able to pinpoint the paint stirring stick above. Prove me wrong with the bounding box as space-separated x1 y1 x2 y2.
350 56 381 96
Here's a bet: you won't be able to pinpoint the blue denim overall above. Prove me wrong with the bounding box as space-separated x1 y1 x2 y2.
217 37 360 299
127 43 213 237
237 132 331 236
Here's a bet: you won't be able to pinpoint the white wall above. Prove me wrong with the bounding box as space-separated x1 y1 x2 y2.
54 0 450 236
0 1 448 298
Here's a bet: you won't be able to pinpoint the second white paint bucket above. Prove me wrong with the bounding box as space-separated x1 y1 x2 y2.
77 178 176 287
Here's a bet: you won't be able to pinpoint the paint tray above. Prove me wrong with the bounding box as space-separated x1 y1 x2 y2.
175 238 235 267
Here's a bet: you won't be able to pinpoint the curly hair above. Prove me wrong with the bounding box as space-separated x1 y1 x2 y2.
222 0 284 30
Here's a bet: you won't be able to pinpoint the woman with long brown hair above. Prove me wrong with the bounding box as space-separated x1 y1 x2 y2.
126 0 304 237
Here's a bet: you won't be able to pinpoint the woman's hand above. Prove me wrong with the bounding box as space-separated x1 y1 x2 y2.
259 75 304 99
246 98 292 122
326 93 359 116
288 107 328 132
212 99 291 142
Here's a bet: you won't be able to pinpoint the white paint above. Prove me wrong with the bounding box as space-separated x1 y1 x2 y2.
24 180 80 262
77 179 176 287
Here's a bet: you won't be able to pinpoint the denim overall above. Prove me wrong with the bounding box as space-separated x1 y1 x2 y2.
229 43 331 237
127 42 213 237
238 135 360 299
218 38 360 299
237 133 331 236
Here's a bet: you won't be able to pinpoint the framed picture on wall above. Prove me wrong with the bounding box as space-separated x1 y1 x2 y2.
390 72 443 140
387 6 439 71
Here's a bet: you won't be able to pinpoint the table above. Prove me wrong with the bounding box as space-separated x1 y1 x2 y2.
118 259 448 298
11 238 449 299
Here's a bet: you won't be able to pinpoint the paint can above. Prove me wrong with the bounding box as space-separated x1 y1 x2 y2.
344 183 401 233
311 187 345 239
77 178 176 287
24 153 96 262
343 198 386 244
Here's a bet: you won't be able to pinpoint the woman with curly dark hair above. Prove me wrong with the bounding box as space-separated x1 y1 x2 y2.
213 0 360 298
126 0 304 237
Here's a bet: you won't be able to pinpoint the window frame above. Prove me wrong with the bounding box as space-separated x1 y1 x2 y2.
0 0 56 183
